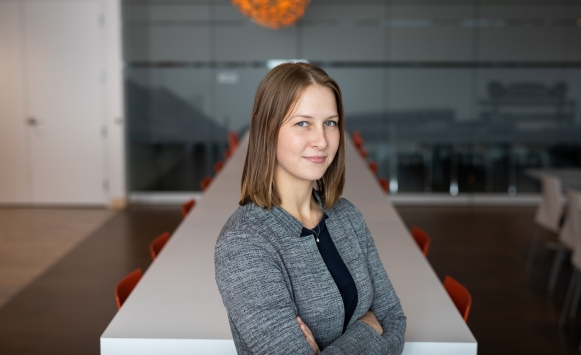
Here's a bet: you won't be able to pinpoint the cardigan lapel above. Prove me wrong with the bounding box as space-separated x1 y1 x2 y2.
262 191 371 323
256 199 347 339
324 206 372 329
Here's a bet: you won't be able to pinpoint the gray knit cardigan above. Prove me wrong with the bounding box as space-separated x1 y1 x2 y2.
215 195 406 355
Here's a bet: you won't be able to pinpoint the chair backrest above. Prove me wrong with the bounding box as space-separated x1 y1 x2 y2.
150 232 170 260
224 148 233 160
181 199 195 218
379 178 389 194
214 161 224 174
351 131 363 148
200 176 212 192
570 201 581 271
559 189 581 249
443 275 472 322
369 162 378 175
411 226 431 257
115 268 143 309
228 132 239 151
535 174 565 233
358 147 368 159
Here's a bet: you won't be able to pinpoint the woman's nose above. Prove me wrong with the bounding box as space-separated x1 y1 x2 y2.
311 125 328 149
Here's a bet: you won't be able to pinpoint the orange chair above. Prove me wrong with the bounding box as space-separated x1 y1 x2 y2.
182 199 195 218
200 176 212 191
115 268 142 309
228 132 239 151
224 148 232 160
411 226 431 257
379 178 389 194
214 161 224 174
443 275 472 322
150 231 170 260
352 131 363 148
358 147 368 159
369 162 378 175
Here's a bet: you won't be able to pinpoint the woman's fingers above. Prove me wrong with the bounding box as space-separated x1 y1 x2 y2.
359 311 384 335
297 317 320 355
297 317 311 340
304 330 320 355
297 317 315 340
298 320 314 343
300 320 314 337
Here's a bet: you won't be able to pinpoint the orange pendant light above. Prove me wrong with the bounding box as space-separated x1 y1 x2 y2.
231 0 311 29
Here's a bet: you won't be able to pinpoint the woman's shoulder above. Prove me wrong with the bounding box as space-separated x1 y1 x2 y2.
216 203 269 248
329 198 372 252
215 204 280 268
328 197 364 221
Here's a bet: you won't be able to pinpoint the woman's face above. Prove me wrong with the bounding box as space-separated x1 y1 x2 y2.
275 85 340 187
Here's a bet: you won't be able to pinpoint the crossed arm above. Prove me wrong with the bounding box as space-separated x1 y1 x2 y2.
298 311 385 354
215 222 406 355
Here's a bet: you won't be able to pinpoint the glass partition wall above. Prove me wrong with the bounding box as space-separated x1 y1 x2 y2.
123 0 581 196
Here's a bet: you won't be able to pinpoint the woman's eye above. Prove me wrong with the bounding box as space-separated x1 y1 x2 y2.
297 121 308 127
325 121 337 127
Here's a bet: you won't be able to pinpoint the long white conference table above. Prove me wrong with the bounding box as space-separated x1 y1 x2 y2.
101 134 477 355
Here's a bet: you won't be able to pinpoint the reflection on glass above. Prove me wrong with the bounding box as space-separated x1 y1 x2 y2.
126 69 233 192
122 1 581 195
348 75 581 195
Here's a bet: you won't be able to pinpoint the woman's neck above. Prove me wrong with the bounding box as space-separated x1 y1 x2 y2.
276 178 321 229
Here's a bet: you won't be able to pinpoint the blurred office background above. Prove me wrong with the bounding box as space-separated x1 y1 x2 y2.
2 0 581 206
2 1 581 354
123 0 581 200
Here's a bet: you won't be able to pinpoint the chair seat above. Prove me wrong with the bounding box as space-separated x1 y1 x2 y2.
444 275 472 322
181 199 195 218
115 268 143 309
411 226 431 257
150 232 170 260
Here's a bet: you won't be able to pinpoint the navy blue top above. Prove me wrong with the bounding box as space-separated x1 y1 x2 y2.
301 213 359 333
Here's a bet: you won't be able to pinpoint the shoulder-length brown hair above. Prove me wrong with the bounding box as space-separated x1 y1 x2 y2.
240 62 345 209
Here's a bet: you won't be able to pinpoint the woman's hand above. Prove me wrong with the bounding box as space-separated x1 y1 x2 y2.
359 311 383 335
297 317 320 355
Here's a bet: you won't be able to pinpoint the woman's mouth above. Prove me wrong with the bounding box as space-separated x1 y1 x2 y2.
304 156 326 164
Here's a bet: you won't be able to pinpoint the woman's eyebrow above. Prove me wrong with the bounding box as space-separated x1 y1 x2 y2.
291 114 339 119
291 114 314 119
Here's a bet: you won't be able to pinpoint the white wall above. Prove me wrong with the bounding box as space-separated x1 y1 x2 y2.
103 0 127 208
0 0 126 208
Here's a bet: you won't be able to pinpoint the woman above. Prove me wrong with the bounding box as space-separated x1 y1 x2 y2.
215 62 406 354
